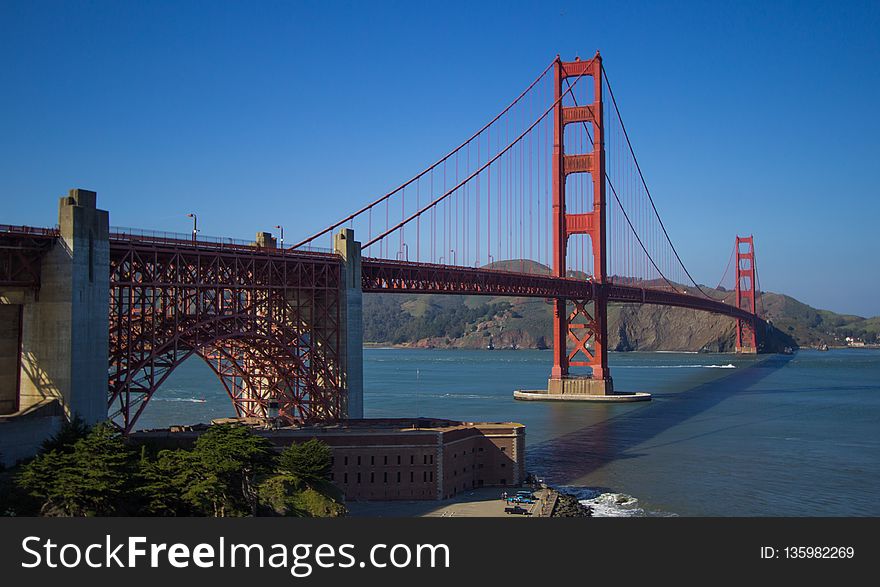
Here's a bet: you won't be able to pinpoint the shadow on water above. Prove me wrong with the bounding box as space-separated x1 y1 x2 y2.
526 354 796 486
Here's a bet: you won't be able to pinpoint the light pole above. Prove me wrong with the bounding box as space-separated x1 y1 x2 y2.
274 225 284 248
186 213 198 241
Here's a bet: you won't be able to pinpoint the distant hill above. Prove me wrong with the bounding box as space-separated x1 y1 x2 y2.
362 261 879 352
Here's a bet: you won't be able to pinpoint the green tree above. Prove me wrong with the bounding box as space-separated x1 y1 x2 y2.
17 423 133 516
277 438 332 481
39 416 90 454
14 450 72 515
136 448 201 516
188 424 275 516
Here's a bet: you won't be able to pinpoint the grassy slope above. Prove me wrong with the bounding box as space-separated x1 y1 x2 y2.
363 286 876 351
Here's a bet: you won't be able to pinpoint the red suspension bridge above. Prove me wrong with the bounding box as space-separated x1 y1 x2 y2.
293 52 762 395
0 53 763 432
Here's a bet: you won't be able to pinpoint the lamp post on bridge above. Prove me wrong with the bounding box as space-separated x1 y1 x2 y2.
186 213 198 242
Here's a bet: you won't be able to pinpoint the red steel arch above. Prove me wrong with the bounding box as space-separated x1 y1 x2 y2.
108 234 344 432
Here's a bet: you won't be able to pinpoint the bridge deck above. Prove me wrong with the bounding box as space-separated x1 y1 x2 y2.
362 258 595 299
362 259 755 322
2 224 755 323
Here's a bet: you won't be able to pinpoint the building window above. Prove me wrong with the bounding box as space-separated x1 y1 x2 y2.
423 455 427 465
430 455 434 464
383 472 388 483
410 455 414 465
384 456 388 465
330 456 335 466
410 471 414 482
501 447 507 453
344 473 348 484
501 463 506 468
357 472 361 483
478 447 484 452
370 472 374 483
397 455 401 465
371 456 375 465
357 456 361 466
429 471 434 482
344 456 348 466
397 471 401 483
423 471 427 482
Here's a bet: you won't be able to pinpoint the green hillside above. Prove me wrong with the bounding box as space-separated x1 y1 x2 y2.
362 266 878 351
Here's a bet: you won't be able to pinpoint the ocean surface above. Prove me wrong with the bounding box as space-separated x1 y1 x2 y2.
136 348 880 516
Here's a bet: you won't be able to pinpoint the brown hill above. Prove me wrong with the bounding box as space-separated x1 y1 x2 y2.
363 267 875 351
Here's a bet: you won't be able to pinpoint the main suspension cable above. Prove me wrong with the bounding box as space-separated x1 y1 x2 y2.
602 65 714 298
291 59 557 249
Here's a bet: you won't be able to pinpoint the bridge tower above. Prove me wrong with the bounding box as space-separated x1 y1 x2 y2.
734 235 758 353
549 53 613 395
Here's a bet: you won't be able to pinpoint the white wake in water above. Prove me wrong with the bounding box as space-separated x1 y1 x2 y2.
622 363 736 370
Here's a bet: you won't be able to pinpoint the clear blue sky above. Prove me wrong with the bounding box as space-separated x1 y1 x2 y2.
2 0 878 316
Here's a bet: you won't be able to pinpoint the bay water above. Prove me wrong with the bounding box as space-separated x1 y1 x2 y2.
136 348 880 516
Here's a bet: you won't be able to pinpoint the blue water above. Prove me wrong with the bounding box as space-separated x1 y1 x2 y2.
138 348 880 516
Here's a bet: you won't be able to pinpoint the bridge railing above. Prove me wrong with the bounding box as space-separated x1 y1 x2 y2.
0 224 59 238
109 226 334 256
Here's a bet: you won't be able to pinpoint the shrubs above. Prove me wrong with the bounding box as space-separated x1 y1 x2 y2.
258 475 345 517
10 423 343 518
260 439 342 517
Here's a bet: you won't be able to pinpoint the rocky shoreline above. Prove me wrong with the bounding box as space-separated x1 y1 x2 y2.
550 490 593 517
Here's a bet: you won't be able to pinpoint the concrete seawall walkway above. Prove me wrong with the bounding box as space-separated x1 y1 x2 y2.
347 486 553 517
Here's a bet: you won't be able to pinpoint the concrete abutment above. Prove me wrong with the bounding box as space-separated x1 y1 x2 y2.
0 189 109 466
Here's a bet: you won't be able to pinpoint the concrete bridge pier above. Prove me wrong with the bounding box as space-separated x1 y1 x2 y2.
0 189 109 465
335 228 363 419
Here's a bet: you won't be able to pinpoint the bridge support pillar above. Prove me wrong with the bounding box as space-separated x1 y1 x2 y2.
335 228 363 419
547 54 614 394
17 189 109 424
734 236 759 354
547 375 612 396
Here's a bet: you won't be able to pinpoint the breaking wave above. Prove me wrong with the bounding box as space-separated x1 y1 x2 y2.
558 486 676 517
